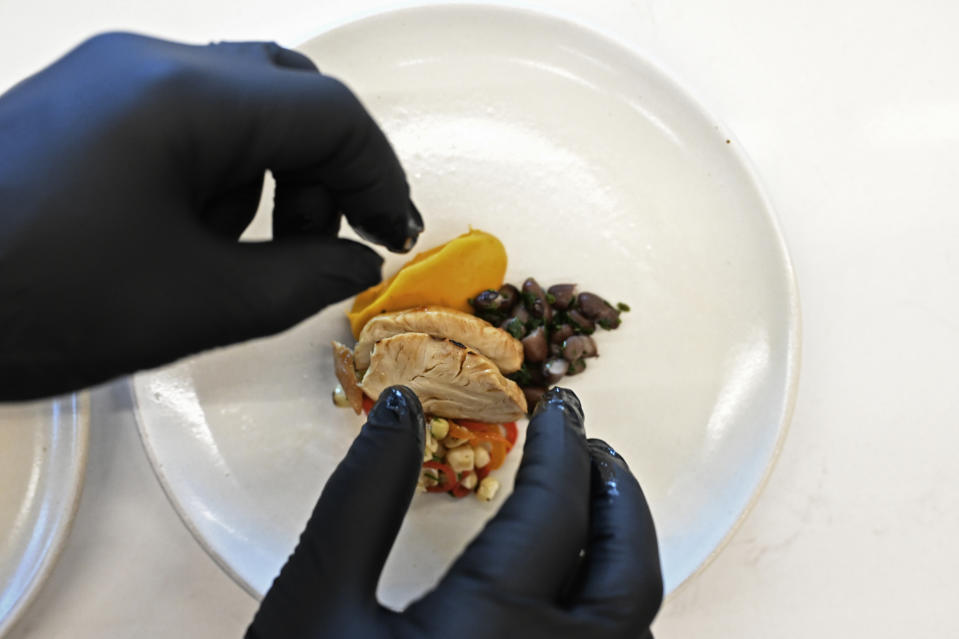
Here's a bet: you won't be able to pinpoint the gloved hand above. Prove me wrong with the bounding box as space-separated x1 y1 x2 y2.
248 386 663 638
0 33 422 400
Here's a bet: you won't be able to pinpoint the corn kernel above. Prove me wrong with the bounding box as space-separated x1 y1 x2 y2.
430 417 450 440
473 446 491 469
446 446 475 473
332 384 350 408
460 471 478 490
476 477 500 501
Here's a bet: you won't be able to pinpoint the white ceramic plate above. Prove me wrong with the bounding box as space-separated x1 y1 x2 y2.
0 394 89 637
134 4 799 608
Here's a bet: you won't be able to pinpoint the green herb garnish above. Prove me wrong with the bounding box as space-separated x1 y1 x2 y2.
504 317 526 339
508 364 533 387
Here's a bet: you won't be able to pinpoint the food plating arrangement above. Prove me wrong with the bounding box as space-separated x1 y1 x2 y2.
331 229 627 500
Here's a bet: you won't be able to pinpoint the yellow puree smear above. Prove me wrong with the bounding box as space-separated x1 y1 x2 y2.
347 229 507 338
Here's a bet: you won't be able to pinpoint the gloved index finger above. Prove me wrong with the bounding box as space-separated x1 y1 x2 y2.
206 40 318 72
568 439 663 632
236 66 423 253
247 387 425 638
431 388 592 601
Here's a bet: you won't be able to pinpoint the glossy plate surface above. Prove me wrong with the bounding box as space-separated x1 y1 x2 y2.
0 395 89 637
134 4 800 608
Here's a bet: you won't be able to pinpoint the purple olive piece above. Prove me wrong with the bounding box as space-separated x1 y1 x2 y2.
551 324 575 344
566 358 587 375
523 386 548 410
522 278 553 322
471 289 502 312
596 310 622 330
576 291 621 324
566 310 595 335
562 335 598 362
576 292 622 329
498 283 520 311
547 283 576 310
576 292 609 317
522 326 549 362
510 303 531 325
542 358 570 385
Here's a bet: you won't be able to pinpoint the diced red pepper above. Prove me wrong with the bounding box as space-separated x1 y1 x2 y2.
467 432 506 469
423 461 457 493
450 482 472 498
447 422 475 441
458 420 517 454
455 422 509 470
503 422 518 448
362 395 375 415
456 419 496 431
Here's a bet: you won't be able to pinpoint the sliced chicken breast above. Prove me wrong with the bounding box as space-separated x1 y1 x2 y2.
353 307 523 374
360 332 527 422
331 340 363 415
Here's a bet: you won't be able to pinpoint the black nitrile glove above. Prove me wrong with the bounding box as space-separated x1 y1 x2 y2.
0 33 423 400
248 386 663 639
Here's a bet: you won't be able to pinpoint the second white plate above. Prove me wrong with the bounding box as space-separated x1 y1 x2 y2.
134 4 799 609
0 395 89 638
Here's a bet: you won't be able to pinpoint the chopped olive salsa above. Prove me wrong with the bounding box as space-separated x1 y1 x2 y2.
469 278 627 411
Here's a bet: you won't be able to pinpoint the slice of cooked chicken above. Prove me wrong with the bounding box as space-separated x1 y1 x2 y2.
331 340 363 415
360 332 527 422
353 306 523 374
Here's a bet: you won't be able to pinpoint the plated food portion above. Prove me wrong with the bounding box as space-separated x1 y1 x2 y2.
354 307 524 373
469 277 627 408
360 323 527 423
331 229 625 500
337 306 527 422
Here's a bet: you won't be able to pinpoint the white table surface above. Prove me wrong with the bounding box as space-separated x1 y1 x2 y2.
2 0 957 636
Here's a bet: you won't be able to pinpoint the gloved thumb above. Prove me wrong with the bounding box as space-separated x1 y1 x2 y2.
247 386 425 638
195 236 383 346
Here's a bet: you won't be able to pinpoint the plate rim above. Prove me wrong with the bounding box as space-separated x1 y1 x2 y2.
0 392 91 638
135 1 802 603
131 382 266 600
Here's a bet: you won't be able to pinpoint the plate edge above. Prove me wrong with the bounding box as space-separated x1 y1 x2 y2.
0 392 92 638
129 379 264 602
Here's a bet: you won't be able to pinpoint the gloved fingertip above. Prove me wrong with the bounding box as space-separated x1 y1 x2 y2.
367 386 425 452
531 386 586 436
352 199 424 254
407 199 425 235
269 44 318 72
587 437 631 471
587 438 633 498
